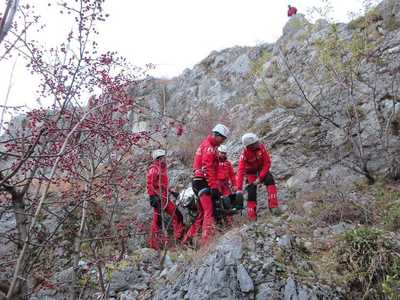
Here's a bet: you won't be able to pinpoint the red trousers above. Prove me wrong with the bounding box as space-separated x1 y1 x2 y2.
148 199 184 250
246 174 279 220
182 193 214 245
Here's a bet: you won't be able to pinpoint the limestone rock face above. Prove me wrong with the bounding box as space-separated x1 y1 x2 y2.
24 1 400 299
128 0 400 196
152 226 340 300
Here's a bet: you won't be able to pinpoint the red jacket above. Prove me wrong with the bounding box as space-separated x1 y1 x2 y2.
237 143 271 190
176 124 183 136
288 6 297 17
147 160 169 198
217 159 236 188
193 135 219 189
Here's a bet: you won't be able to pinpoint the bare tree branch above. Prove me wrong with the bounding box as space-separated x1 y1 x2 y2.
278 46 341 129
0 0 20 45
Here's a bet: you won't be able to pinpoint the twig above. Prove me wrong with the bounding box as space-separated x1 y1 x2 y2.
278 46 341 129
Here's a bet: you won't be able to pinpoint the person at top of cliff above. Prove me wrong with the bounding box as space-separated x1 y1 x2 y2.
182 123 230 246
288 4 298 17
146 149 184 250
236 133 279 221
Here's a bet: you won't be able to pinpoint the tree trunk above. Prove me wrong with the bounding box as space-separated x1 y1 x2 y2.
12 194 28 250
70 197 87 300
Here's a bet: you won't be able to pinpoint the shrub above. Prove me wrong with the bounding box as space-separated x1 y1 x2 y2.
336 227 400 299
348 8 382 30
311 196 373 226
374 184 400 228
383 202 400 231
381 266 400 300
345 105 366 121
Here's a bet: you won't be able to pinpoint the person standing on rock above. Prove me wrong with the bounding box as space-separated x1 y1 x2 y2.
146 149 184 250
182 124 230 245
288 5 298 17
216 144 237 225
236 133 278 221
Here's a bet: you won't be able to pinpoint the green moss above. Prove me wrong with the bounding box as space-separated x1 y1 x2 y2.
105 256 140 280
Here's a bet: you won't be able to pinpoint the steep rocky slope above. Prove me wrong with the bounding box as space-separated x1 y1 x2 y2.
21 0 400 299
130 0 400 193
110 1 400 299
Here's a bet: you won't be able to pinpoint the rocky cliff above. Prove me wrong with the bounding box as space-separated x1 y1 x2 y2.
25 0 400 299
130 0 400 193
112 1 400 299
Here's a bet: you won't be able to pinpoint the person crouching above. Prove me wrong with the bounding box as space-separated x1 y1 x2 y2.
216 144 237 225
236 133 279 221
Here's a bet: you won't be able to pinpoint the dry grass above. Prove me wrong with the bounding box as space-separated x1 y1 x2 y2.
278 98 302 109
309 191 374 226
335 227 400 299
174 101 234 167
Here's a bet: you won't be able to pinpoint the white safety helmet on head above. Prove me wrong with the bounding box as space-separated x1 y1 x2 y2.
242 133 259 147
218 144 228 153
212 124 230 138
152 149 166 160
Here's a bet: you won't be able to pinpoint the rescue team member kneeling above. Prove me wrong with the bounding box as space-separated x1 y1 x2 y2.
146 149 184 250
182 124 230 245
216 145 237 225
236 133 279 221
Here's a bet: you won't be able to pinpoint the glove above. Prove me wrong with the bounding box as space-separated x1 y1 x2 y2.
211 188 221 201
149 195 160 208
234 192 244 210
222 196 232 210
170 190 179 199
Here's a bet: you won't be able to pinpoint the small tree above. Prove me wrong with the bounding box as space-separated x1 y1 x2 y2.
259 1 399 184
0 1 164 299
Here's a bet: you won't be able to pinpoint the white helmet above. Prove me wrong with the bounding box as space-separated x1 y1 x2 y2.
242 133 259 147
212 124 230 138
152 149 166 160
218 145 228 153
